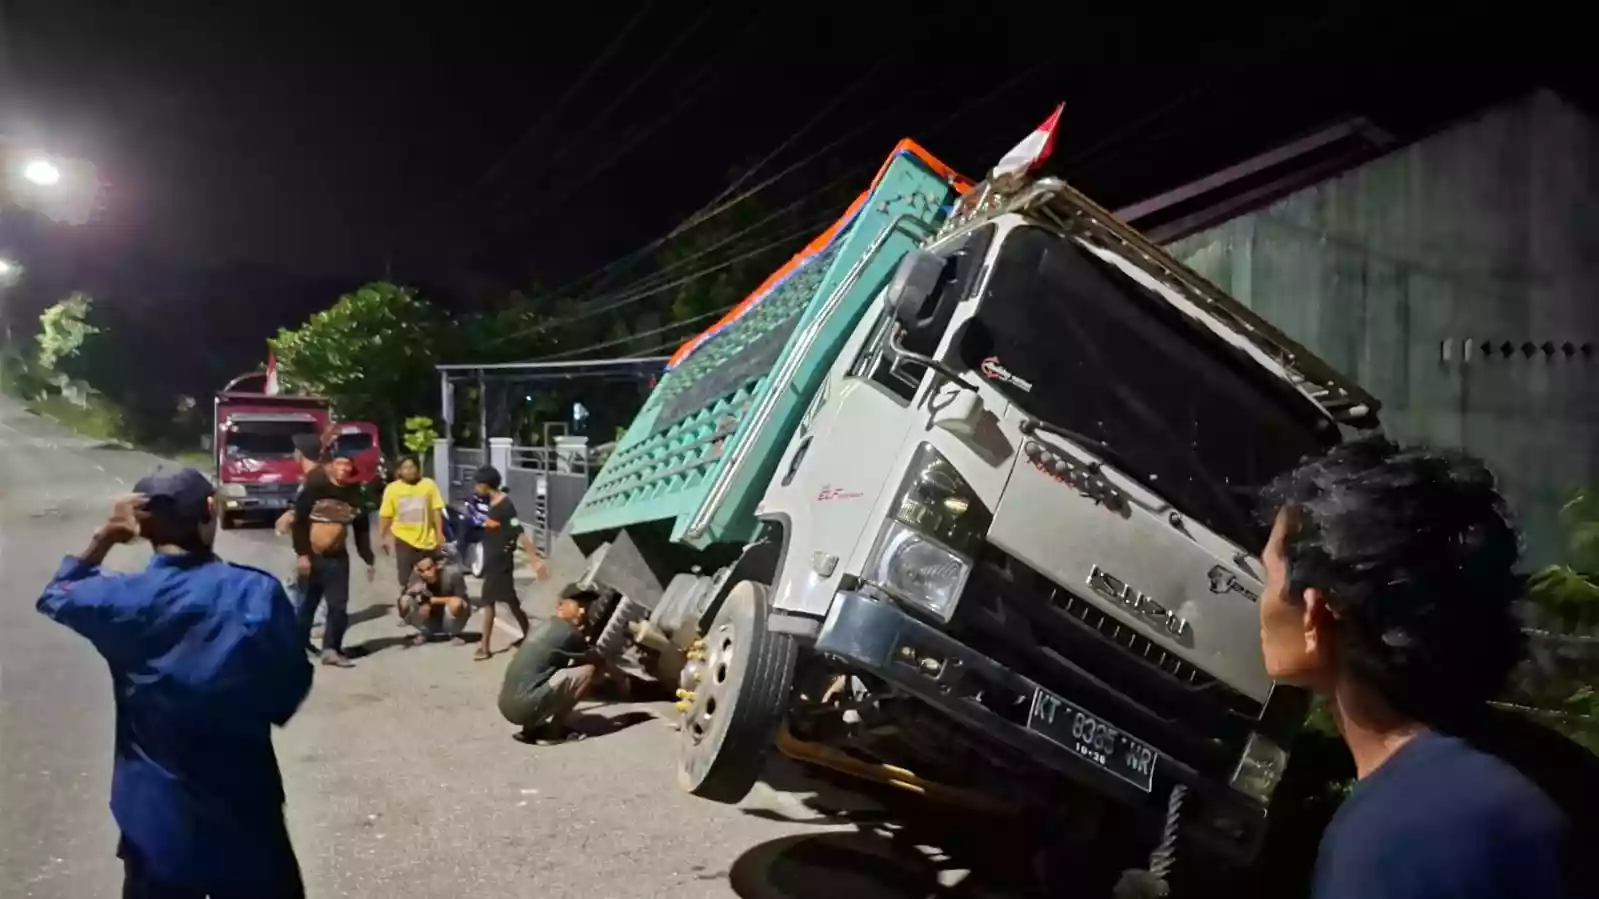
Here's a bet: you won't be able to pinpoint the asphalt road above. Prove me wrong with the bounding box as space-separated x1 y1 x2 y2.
0 396 1038 899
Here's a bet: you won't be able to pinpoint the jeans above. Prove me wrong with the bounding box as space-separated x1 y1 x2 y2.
296 554 351 653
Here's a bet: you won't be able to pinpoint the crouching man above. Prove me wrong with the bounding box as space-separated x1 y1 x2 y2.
397 554 471 647
498 584 605 744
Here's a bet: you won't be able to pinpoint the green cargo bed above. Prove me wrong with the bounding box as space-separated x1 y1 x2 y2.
566 143 966 548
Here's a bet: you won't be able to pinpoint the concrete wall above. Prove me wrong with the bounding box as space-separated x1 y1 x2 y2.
1168 91 1599 565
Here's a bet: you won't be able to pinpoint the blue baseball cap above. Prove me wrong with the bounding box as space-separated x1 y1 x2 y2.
133 467 215 527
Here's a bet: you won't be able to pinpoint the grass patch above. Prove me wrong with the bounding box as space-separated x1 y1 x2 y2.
26 392 125 443
169 450 213 468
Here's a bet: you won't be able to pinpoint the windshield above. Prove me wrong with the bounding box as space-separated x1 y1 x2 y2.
225 420 320 459
334 432 375 456
961 225 1338 547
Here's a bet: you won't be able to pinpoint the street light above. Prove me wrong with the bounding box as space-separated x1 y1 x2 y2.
22 158 60 187
0 259 15 276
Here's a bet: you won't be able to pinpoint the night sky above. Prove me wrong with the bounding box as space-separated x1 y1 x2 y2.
0 2 1586 331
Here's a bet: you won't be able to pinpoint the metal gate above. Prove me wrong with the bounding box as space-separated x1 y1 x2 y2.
505 445 593 556
448 447 485 504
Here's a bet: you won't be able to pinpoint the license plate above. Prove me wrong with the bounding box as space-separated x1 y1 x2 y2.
1027 688 1157 792
259 498 289 509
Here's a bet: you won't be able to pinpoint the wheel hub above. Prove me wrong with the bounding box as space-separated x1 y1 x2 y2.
685 622 736 747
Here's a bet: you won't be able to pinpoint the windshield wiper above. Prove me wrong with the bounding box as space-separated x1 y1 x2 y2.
1017 415 1258 538
1018 417 1121 467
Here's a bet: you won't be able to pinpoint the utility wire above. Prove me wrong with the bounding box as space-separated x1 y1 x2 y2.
553 49 957 303
504 59 1049 350
483 8 773 244
625 333 701 358
539 303 736 361
601 160 873 300
384 1 657 268
678 49 904 233
488 210 835 349
484 5 714 217
1062 9 1354 179
464 0 657 201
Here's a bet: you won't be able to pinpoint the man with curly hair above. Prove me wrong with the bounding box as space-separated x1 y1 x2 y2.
1257 435 1571 899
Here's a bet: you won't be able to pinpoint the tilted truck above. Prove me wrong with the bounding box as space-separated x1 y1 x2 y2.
562 109 1380 884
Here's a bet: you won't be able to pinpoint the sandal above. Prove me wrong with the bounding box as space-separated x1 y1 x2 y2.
473 647 493 661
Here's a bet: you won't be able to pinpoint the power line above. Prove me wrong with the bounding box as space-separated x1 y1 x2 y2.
495 58 1048 339
384 1 658 269
541 46 961 303
463 0 658 202
625 333 699 358
679 49 905 233
602 161 872 300
488 210 835 349
479 9 774 247
483 5 714 217
539 302 736 361
1063 10 1354 180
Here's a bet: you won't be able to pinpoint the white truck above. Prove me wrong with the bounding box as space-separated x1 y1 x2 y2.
562 109 1380 888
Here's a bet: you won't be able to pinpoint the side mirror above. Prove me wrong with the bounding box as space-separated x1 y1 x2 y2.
884 250 947 331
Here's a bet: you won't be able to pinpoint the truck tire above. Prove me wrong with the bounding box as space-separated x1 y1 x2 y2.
677 580 796 804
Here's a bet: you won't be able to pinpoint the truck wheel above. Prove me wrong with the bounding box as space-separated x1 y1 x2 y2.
677 580 796 804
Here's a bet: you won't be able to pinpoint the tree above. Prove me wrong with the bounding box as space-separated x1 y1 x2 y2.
270 282 441 452
1511 488 1599 751
36 291 100 372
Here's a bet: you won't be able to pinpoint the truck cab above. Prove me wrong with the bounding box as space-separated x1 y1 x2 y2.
213 373 385 526
564 115 1379 885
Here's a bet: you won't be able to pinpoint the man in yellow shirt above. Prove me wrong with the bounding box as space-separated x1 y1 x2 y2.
377 455 447 587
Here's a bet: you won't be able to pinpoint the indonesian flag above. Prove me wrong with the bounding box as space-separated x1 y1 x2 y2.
264 348 281 395
991 103 1064 180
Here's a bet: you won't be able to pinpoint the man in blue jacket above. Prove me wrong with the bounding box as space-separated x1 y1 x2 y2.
37 468 313 899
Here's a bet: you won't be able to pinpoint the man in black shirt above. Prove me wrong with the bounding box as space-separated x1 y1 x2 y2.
498 583 603 743
1257 436 1570 899
470 465 547 661
290 434 375 668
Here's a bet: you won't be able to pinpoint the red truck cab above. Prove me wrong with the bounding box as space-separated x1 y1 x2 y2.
212 373 385 527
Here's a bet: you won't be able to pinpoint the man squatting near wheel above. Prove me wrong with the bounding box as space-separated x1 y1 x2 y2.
498 582 609 744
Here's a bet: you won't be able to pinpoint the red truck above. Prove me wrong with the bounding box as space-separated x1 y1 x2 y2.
212 373 385 528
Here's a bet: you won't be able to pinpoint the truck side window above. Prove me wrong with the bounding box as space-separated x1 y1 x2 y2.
848 309 921 404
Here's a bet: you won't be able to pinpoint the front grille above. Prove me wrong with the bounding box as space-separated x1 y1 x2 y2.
1050 581 1216 690
951 547 1261 777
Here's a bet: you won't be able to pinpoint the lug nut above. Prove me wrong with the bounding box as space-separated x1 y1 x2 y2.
674 700 691 714
676 689 696 701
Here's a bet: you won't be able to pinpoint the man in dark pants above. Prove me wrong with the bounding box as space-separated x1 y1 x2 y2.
290 434 374 667
1257 436 1571 899
37 468 312 899
499 583 604 743
470 465 547 660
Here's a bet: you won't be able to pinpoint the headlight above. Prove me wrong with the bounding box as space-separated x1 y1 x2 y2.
864 443 990 621
221 483 247 498
1229 731 1290 805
